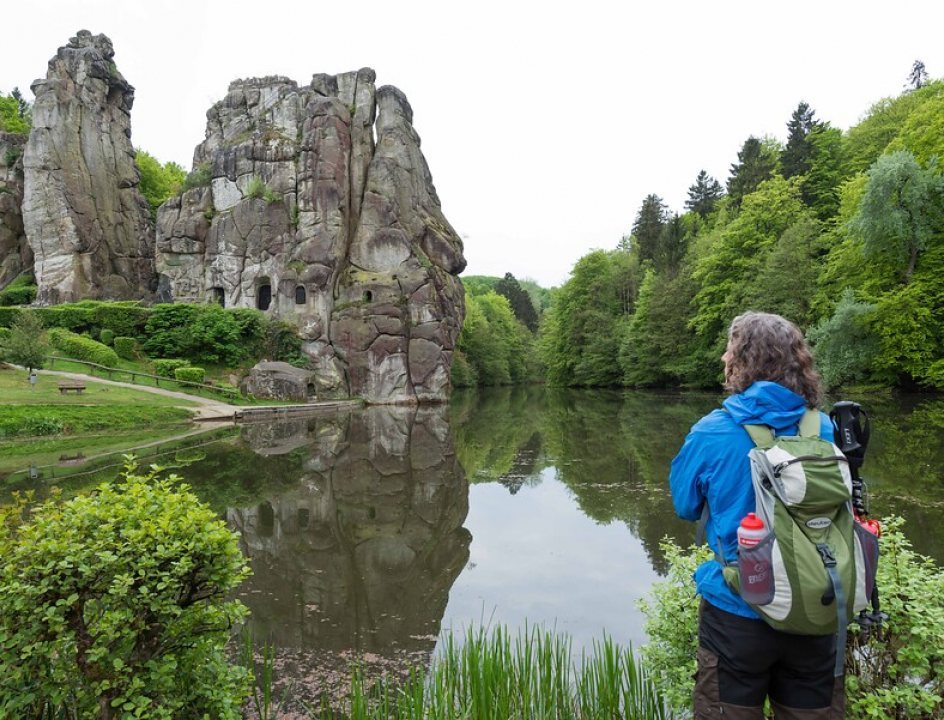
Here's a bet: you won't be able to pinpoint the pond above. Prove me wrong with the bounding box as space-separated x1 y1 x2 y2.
4 386 943 707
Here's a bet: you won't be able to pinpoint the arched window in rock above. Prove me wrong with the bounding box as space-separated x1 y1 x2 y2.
363 290 373 303
211 287 225 307
295 285 307 305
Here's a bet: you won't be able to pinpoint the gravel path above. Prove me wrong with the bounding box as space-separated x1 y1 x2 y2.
34 368 240 420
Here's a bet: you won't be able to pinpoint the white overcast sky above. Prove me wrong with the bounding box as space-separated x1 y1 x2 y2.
2 1 943 287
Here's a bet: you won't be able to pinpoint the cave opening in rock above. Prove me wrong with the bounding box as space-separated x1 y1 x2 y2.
364 290 373 303
257 281 272 311
258 501 275 537
295 285 307 304
211 287 225 307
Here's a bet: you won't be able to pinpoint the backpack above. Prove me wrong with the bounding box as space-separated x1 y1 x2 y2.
721 409 879 670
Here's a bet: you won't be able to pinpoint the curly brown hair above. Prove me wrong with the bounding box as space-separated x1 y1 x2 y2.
723 312 824 408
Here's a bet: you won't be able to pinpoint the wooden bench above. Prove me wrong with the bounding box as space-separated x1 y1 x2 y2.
57 381 86 395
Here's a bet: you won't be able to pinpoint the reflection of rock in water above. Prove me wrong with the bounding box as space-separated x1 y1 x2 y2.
228 405 470 708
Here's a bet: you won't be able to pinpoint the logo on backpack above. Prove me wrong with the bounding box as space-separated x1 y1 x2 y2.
806 517 832 530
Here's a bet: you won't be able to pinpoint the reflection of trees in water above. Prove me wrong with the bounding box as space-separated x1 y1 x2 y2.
452 387 721 574
853 395 944 562
227 406 471 709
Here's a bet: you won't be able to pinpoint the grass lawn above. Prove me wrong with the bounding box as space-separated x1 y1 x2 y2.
0 367 198 471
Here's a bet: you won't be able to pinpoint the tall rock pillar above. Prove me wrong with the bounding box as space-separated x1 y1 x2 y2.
22 30 155 303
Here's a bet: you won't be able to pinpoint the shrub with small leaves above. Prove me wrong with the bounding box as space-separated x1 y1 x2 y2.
47 327 119 367
113 336 138 360
98 328 115 346
0 460 252 718
153 358 189 378
174 366 206 384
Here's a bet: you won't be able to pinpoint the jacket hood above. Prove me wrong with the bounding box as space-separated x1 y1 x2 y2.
722 381 809 431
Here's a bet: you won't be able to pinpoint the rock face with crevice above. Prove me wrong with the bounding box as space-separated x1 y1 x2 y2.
155 70 465 404
0 132 30 290
22 30 155 304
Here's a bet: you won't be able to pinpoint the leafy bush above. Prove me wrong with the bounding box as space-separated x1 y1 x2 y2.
145 304 267 366
175 366 206 384
639 519 944 719
245 175 266 200
0 460 252 717
153 358 189 378
450 349 479 388
809 288 879 388
135 149 185 220
0 307 21 328
4 312 47 371
47 328 119 367
181 162 212 191
0 274 37 306
98 328 115 346
114 336 138 360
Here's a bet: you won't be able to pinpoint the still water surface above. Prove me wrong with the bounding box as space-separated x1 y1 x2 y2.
5 386 943 703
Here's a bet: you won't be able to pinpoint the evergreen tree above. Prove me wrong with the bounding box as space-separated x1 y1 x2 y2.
726 137 779 206
685 170 724 217
907 60 929 91
495 272 539 332
631 194 668 263
654 213 688 274
781 101 819 179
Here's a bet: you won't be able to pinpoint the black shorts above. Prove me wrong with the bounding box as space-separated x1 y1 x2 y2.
694 600 845 719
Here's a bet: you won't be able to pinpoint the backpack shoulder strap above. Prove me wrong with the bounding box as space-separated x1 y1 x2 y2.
799 409 821 438
743 423 774 446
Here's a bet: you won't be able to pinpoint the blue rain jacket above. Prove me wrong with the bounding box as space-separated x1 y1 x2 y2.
669 381 835 619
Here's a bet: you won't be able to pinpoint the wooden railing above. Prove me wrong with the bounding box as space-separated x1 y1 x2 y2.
45 355 239 400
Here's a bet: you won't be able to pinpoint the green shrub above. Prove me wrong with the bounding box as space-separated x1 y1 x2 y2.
175 366 206 384
245 175 266 199
48 328 119 367
143 303 200 359
0 307 22 328
153 358 189 378
114 336 138 360
90 302 150 337
638 519 944 719
0 460 252 717
0 275 37 306
450 349 479 388
3 312 48 371
34 304 95 331
181 162 212 191
98 328 114 346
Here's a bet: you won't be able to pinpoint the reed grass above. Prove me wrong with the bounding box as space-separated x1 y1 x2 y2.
296 625 670 720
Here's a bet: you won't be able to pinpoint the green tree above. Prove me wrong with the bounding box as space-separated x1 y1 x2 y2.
540 250 637 387
780 101 820 179
455 292 535 386
494 272 539 332
807 288 879 388
685 170 724 218
630 194 668 264
803 123 845 218
849 150 943 283
726 136 780 206
0 461 251 718
134 149 186 220
0 89 30 135
5 311 48 372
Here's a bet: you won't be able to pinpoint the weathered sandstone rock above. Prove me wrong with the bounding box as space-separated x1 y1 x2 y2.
240 360 317 401
0 132 30 289
22 30 154 303
156 71 465 403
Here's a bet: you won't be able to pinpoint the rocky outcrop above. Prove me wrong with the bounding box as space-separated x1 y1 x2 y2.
240 360 317 401
22 30 154 304
0 132 30 289
155 71 465 404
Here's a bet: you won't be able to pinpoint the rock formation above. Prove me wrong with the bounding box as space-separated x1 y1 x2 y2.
22 30 154 303
155 71 465 404
0 132 30 289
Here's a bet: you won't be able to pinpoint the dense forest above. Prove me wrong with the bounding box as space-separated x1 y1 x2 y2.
455 65 944 392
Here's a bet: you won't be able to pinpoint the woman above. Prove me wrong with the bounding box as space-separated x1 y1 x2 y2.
670 312 844 719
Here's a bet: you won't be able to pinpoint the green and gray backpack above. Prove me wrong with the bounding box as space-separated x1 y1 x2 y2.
721 410 879 671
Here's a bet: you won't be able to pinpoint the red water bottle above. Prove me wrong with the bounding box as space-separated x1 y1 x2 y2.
738 513 773 605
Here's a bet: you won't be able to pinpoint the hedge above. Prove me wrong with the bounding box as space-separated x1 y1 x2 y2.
0 281 37 307
99 329 115 346
0 307 21 328
153 358 189 378
114 336 138 360
174 367 206 384
47 328 119 367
